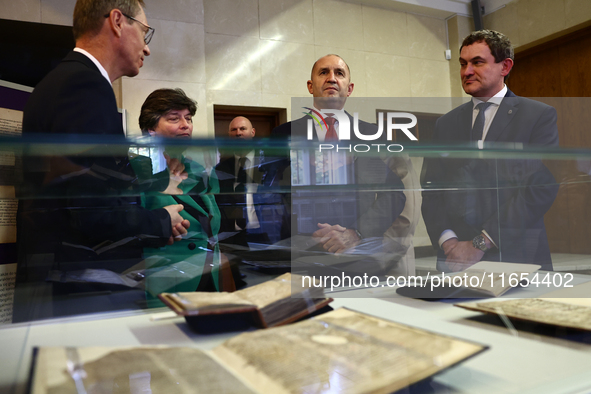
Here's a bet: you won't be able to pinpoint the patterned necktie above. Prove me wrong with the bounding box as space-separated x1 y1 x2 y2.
471 102 493 141
324 116 338 141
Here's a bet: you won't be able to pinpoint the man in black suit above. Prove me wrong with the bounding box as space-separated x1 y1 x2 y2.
21 0 189 247
15 0 190 321
272 55 406 258
215 116 290 248
421 30 559 272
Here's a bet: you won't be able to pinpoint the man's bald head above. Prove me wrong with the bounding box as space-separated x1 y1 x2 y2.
308 54 354 110
310 54 351 81
228 116 255 139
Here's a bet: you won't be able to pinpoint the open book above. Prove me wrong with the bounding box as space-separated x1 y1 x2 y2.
29 308 487 394
159 273 332 330
456 280 591 331
396 261 541 300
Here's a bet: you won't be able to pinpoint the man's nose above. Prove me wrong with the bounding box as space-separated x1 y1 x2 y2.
326 71 337 81
180 118 189 128
462 64 474 76
144 44 151 56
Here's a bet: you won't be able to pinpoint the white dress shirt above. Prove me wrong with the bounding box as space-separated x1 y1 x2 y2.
234 150 260 230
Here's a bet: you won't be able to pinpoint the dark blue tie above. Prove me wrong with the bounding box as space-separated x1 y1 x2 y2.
471 102 493 141
234 157 248 229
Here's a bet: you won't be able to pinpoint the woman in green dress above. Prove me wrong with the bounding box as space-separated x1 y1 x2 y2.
135 88 234 301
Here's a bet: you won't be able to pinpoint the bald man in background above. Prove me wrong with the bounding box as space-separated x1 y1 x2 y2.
215 116 289 250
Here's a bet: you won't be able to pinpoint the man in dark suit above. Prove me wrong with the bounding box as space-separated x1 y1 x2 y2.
15 0 190 321
272 55 406 258
215 116 290 248
21 0 189 247
421 30 559 272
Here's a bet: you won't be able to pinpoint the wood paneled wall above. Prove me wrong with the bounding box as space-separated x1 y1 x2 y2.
509 26 591 254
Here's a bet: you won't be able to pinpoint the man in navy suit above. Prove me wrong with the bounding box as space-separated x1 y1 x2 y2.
421 30 559 272
215 116 290 248
272 55 407 259
21 0 189 248
15 0 190 316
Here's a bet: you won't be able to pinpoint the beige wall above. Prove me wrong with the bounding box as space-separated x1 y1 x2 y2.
446 15 474 99
3 0 591 133
0 0 451 136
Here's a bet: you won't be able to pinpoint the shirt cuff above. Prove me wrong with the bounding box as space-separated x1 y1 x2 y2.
438 230 458 249
481 230 498 248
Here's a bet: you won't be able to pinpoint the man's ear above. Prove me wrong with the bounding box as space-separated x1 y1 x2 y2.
148 130 156 136
251 127 256 138
347 82 354 97
307 80 314 95
106 9 125 38
501 58 514 77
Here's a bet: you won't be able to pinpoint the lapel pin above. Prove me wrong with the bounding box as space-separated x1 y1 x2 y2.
508 110 513 114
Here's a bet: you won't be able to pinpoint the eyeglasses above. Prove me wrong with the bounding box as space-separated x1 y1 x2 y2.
104 11 155 45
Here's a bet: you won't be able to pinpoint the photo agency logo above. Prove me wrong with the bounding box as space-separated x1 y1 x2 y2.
303 107 418 153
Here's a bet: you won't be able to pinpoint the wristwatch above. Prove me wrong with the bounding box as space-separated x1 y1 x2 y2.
353 229 363 240
472 234 489 252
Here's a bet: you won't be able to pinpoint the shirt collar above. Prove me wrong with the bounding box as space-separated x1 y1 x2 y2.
312 105 342 122
471 84 507 109
74 48 112 86
235 149 255 163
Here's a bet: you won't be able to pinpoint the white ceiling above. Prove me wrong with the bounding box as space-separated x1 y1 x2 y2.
354 0 516 19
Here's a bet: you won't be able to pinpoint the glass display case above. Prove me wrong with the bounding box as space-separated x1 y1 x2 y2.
1 118 591 393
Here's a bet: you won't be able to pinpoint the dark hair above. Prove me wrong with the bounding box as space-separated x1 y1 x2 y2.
73 0 145 40
311 54 352 81
460 30 514 63
139 89 198 135
460 30 513 81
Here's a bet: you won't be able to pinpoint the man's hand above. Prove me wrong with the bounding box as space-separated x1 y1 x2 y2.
161 173 188 195
160 154 188 195
312 223 361 254
164 204 191 245
442 238 483 272
164 153 188 178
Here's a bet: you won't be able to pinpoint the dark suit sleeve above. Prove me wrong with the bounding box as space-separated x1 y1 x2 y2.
213 157 237 234
354 163 406 238
421 119 449 249
22 53 173 246
481 105 559 248
422 101 560 258
349 120 407 237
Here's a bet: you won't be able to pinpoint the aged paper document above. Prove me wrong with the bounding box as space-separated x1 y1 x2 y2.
31 308 486 394
0 187 17 244
0 107 22 136
0 107 20 325
214 308 485 394
0 262 16 325
457 281 591 330
33 347 257 394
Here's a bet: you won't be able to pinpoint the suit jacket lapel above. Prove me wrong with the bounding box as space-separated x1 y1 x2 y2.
252 151 264 184
486 99 518 143
64 51 100 73
217 156 236 192
459 103 473 141
485 90 519 143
